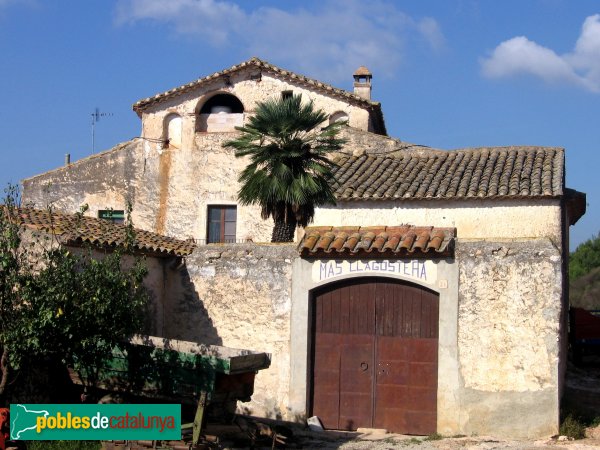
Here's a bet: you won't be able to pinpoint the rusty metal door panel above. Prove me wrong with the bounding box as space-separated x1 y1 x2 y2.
374 282 439 434
405 411 438 436
375 336 410 387
312 333 341 429
374 338 438 433
312 278 439 435
409 362 437 388
374 336 410 431
339 334 374 430
409 338 438 362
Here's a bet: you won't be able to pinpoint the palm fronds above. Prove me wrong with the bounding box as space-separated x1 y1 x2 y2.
224 94 345 240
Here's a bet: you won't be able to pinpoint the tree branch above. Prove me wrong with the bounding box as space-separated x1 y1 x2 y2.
0 347 10 395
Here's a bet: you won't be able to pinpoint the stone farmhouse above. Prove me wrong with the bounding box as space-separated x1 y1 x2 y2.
22 57 586 438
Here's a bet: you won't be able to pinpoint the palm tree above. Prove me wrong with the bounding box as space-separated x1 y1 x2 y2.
224 94 345 242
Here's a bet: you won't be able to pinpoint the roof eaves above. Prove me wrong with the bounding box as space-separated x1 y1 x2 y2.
334 193 564 202
132 57 382 113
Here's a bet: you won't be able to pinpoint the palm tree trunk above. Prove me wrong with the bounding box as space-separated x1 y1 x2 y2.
271 218 296 242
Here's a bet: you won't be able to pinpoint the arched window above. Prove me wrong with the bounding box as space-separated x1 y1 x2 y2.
164 113 182 148
197 93 244 132
329 111 349 125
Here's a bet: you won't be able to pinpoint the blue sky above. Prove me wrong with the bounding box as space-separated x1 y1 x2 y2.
1 0 599 250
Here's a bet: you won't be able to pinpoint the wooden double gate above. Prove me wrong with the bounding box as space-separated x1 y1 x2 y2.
310 277 439 435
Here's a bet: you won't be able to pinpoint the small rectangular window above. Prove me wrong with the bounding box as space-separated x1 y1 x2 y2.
98 209 125 224
281 90 293 100
207 205 237 243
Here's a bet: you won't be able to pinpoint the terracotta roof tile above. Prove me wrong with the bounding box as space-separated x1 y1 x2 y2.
298 226 455 258
331 146 564 201
132 57 386 135
13 207 195 257
353 66 372 76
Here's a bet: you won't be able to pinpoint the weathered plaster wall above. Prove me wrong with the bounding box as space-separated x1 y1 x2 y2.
22 137 562 248
139 69 375 143
153 239 563 438
22 141 140 219
169 244 297 419
314 198 563 242
21 137 274 243
454 239 562 437
21 125 413 246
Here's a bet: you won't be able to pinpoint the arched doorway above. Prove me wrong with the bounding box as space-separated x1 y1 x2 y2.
310 277 439 434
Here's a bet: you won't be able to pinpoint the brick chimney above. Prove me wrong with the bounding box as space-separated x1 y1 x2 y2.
353 66 372 100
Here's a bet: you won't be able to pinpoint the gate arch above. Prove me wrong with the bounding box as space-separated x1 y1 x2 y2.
309 277 439 434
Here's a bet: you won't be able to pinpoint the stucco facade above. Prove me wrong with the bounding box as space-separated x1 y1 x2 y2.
20 58 585 438
314 198 563 242
154 237 562 438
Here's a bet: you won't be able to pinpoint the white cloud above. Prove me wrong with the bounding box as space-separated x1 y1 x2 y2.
417 17 446 51
0 0 36 8
115 0 245 46
481 14 600 93
114 0 444 82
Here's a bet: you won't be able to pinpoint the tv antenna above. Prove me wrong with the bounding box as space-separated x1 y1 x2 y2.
91 107 113 153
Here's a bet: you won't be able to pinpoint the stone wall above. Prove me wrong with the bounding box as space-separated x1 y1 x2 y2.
454 238 563 437
22 141 139 219
147 238 564 438
166 243 297 419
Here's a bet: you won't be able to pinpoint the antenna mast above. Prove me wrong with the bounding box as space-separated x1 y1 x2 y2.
91 108 113 153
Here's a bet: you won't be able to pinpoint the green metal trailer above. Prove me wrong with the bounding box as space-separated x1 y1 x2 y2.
69 335 271 449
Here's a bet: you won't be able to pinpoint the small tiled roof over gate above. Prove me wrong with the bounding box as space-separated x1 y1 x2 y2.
298 226 455 258
12 207 195 257
331 146 564 201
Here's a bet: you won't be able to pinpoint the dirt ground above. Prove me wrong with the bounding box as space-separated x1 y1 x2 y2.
301 430 600 450
212 425 600 450
212 361 600 450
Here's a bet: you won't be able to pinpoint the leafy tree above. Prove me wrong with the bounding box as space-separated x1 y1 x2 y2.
569 233 600 281
0 186 148 398
224 94 345 242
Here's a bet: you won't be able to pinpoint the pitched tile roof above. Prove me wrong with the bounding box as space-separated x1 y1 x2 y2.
331 146 564 201
12 207 195 257
298 226 455 258
132 57 386 135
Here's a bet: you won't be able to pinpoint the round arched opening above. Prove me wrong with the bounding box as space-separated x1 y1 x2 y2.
164 113 182 148
197 93 245 132
199 93 244 114
329 111 349 125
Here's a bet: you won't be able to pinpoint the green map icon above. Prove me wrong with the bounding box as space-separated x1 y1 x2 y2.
10 404 49 440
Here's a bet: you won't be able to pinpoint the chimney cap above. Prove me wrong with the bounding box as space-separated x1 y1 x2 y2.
353 66 372 77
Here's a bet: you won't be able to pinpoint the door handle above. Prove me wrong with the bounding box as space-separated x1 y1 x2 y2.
360 362 368 371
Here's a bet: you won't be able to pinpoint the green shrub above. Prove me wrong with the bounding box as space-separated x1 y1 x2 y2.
424 432 443 441
570 233 600 281
560 414 586 440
